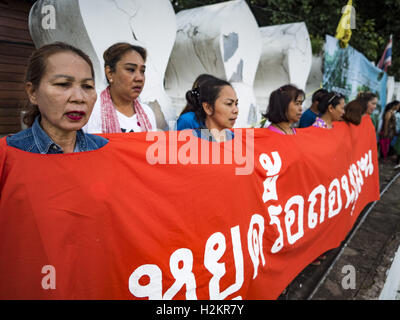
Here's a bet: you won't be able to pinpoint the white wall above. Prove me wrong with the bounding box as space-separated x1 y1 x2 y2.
254 22 312 114
387 76 395 103
164 0 262 128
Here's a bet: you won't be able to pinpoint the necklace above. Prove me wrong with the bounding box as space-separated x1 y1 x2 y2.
274 123 293 135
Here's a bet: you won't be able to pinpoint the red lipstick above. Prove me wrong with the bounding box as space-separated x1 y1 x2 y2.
66 111 85 121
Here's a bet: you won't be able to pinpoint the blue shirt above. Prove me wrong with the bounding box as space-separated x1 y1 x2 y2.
177 111 203 130
6 116 108 154
299 108 320 128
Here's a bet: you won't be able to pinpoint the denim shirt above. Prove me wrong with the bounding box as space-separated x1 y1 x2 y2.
6 116 108 154
193 127 235 142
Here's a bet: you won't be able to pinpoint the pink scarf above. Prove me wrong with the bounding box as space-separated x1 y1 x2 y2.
100 86 153 133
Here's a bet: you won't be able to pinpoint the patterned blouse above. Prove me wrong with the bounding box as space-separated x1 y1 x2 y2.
312 117 329 129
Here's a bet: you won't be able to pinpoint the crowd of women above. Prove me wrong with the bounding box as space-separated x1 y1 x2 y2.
1 40 397 302
4 41 400 171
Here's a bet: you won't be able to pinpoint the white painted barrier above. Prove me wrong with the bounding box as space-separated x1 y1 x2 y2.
254 22 312 114
31 0 381 130
164 0 262 128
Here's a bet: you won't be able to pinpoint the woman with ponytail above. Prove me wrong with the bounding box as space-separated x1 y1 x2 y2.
184 77 238 142
312 92 345 129
177 74 218 130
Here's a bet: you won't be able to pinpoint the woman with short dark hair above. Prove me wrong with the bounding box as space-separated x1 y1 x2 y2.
262 84 304 135
298 88 328 128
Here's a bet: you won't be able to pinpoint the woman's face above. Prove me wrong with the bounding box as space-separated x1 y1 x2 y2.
107 50 145 101
204 85 238 131
26 51 97 136
330 98 346 121
286 95 303 123
366 97 378 115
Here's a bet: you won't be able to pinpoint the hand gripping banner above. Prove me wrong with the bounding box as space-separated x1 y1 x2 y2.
0 116 379 299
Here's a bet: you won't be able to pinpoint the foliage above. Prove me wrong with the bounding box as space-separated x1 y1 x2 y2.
170 0 400 79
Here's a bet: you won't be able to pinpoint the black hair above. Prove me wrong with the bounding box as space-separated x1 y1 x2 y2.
312 88 328 103
184 77 232 125
317 92 345 114
382 100 400 120
180 74 219 116
263 84 305 124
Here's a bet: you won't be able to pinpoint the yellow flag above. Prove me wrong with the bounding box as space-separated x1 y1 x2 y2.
335 0 353 48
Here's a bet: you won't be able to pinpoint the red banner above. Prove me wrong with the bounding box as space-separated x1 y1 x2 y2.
0 116 379 300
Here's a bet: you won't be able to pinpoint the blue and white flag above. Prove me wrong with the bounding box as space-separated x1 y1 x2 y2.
377 35 392 71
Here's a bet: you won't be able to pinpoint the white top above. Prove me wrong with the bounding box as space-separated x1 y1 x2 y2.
84 98 157 133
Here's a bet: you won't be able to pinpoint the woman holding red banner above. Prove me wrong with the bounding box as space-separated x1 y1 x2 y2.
176 73 218 130
342 99 367 126
261 84 304 134
357 92 378 129
6 42 108 154
358 92 378 116
312 92 345 129
184 77 238 142
84 42 157 133
309 91 345 266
